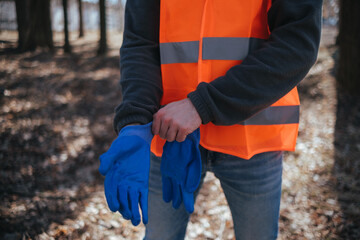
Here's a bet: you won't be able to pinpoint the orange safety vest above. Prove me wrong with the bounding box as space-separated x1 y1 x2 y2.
151 0 300 159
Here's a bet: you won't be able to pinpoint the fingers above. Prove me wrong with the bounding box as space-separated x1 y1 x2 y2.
162 175 196 213
118 185 131 220
153 110 180 142
175 130 187 142
129 188 141 226
184 153 202 192
117 186 148 226
152 99 201 142
139 189 149 224
182 190 195 213
153 113 174 141
166 127 178 142
159 122 170 140
162 176 173 203
172 179 182 209
162 178 196 213
104 171 119 212
152 112 161 136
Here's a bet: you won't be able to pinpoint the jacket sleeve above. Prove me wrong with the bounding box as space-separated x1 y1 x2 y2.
188 0 323 125
113 0 162 134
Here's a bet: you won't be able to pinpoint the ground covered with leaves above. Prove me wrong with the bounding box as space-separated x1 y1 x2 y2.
1 27 359 240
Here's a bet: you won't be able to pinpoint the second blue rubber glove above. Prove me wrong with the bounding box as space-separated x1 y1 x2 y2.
99 123 153 226
161 128 201 213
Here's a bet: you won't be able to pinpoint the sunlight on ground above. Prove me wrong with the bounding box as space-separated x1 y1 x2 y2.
2 27 353 239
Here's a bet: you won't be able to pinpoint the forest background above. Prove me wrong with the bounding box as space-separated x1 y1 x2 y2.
1 0 360 239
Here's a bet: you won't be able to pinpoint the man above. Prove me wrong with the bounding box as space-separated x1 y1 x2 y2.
101 0 322 239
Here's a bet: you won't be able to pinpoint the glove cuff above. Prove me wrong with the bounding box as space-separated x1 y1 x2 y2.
120 122 154 144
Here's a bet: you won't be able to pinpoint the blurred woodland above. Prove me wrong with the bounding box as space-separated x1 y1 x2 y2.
0 0 360 239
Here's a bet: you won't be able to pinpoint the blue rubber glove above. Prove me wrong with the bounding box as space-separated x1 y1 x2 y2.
99 122 153 226
161 129 201 213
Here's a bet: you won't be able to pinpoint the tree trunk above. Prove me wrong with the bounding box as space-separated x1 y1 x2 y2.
118 0 124 32
62 0 71 53
14 0 29 51
337 0 360 95
98 0 107 55
24 0 53 51
78 0 84 38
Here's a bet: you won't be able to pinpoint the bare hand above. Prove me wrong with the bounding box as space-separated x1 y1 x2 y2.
152 98 202 142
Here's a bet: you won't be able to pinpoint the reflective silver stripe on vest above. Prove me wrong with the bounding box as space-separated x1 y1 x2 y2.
202 37 265 60
160 41 199 64
160 37 265 64
239 105 300 125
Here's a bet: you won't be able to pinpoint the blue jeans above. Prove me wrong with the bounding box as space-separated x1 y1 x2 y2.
144 146 283 240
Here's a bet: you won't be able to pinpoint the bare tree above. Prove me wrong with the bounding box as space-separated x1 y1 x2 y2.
62 0 71 53
117 0 124 32
337 0 360 94
23 0 53 51
78 0 84 38
98 0 107 54
14 0 29 51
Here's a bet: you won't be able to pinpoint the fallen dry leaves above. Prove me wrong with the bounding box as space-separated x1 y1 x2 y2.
1 26 359 240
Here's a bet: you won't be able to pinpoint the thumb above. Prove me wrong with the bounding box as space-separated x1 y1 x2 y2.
98 138 124 175
98 152 113 175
